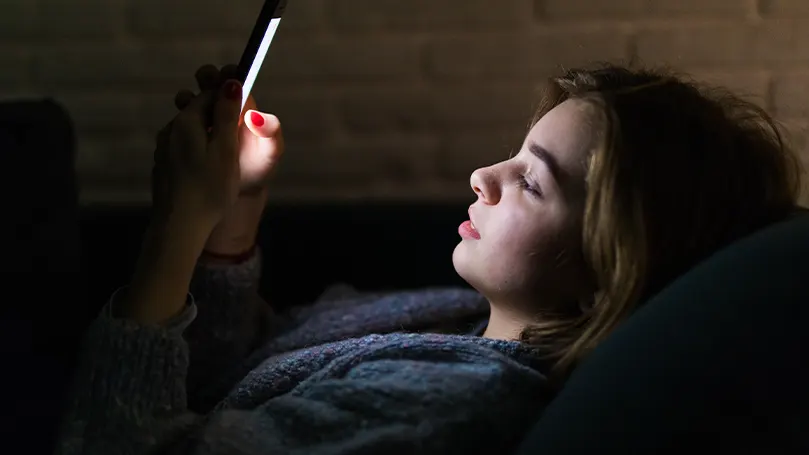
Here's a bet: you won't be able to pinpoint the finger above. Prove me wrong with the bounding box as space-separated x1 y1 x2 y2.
220 64 239 81
244 110 282 139
194 64 221 92
209 79 243 154
241 111 285 172
174 89 216 136
174 89 195 111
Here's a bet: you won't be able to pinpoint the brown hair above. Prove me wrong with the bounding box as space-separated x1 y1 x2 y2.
521 63 803 381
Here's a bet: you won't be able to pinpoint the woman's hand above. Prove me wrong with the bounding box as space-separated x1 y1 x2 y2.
172 64 285 257
152 75 245 234
174 64 285 196
124 79 246 324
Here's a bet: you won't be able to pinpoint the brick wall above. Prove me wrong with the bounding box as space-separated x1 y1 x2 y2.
2 0 808 205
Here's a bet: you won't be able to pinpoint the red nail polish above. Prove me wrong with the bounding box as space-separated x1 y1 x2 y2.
250 111 265 127
225 80 242 100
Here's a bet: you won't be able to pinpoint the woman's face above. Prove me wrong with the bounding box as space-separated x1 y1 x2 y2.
453 99 598 311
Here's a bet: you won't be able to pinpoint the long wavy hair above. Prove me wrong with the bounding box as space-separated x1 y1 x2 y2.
521 64 803 381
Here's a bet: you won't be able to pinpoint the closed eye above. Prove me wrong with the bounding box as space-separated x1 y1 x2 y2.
517 175 543 197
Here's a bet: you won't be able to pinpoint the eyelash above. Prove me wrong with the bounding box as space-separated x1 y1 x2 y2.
517 175 543 197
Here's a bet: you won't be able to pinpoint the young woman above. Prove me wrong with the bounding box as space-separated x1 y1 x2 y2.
57 63 802 455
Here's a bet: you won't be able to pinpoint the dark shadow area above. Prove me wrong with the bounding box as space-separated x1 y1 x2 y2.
80 202 473 316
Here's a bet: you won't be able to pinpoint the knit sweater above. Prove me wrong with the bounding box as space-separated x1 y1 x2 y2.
57 250 554 455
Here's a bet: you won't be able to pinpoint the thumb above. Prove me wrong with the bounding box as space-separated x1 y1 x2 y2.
209 79 243 149
245 110 281 139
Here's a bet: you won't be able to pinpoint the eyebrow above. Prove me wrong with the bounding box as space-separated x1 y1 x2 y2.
527 141 562 183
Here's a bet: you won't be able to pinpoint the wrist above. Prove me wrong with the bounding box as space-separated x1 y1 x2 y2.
151 199 223 244
203 233 257 257
204 192 267 255
200 244 257 265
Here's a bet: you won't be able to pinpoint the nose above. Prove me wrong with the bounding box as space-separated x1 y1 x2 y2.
470 167 500 204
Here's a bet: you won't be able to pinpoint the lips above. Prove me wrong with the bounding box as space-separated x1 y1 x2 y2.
459 208 481 240
458 220 480 239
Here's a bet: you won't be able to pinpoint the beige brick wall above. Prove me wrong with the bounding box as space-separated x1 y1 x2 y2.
2 0 808 205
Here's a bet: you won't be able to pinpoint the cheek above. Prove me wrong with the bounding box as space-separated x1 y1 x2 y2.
479 211 556 287
490 203 554 250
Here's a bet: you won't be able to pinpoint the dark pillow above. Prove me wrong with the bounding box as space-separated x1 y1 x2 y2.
516 213 809 454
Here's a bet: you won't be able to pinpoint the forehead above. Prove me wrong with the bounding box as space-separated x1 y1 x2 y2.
523 98 598 180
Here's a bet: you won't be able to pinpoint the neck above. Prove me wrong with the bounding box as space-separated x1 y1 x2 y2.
483 304 530 341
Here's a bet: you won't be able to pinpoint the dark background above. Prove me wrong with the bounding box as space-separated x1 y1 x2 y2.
80 203 472 313
1 0 807 206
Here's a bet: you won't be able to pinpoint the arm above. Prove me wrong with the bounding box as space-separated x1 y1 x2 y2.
120 214 209 324
58 216 206 455
138 63 285 411
183 191 278 412
58 303 200 455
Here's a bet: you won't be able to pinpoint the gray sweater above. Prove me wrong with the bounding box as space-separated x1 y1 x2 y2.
57 250 553 455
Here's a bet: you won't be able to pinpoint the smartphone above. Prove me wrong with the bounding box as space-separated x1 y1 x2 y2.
236 0 288 111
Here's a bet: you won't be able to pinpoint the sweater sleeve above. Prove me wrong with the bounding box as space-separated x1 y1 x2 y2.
183 249 275 411
56 301 201 455
94 249 272 414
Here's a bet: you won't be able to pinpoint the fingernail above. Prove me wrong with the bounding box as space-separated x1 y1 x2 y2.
250 111 265 127
224 80 242 100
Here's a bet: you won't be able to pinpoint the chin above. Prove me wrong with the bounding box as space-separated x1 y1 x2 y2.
452 242 484 292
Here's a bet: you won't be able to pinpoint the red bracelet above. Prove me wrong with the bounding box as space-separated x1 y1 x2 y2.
200 245 257 264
